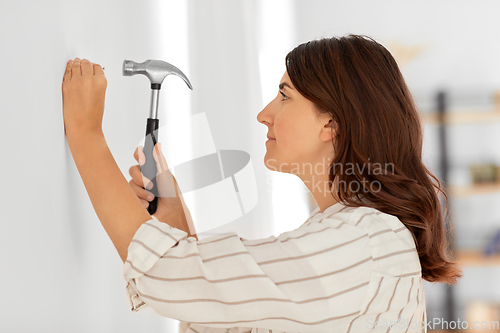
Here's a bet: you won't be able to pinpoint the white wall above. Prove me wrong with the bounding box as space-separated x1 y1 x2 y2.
0 0 189 331
186 0 275 239
294 0 500 93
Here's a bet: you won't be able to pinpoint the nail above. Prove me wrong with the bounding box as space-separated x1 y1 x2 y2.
146 181 153 190
147 195 154 201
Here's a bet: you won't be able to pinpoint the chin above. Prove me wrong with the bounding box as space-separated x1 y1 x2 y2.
264 156 278 172
264 157 289 174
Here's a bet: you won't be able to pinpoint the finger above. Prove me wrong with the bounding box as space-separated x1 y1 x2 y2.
134 146 146 166
81 59 93 76
140 199 149 209
71 57 82 77
129 164 153 190
129 179 155 202
63 60 73 82
153 143 169 174
93 63 104 76
152 143 179 198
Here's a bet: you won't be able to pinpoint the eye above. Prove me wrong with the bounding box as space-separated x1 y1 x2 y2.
279 91 289 101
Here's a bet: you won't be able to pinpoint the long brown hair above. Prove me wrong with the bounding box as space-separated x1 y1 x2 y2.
286 34 462 284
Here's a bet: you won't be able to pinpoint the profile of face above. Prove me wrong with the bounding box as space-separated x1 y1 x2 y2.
257 71 336 179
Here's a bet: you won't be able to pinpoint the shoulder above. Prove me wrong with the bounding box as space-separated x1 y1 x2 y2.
306 204 413 246
346 206 418 254
306 204 421 278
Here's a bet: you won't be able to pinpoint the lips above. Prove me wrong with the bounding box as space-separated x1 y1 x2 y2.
267 135 275 140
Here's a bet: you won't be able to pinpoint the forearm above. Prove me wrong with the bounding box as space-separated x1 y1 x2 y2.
67 132 153 263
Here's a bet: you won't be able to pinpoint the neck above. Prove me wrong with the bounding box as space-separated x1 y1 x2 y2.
299 172 339 213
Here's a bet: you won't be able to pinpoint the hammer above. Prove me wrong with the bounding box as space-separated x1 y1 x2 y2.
123 59 193 214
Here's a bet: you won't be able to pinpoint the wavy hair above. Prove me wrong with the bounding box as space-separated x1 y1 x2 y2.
285 34 462 284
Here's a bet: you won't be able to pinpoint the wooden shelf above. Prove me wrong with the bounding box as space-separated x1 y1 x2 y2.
455 249 500 267
422 109 500 124
449 181 500 197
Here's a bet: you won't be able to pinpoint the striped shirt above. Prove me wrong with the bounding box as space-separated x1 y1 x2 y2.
123 201 427 333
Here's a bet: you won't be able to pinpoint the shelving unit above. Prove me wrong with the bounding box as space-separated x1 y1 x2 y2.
449 177 500 197
422 108 500 125
424 90 500 327
456 249 500 267
423 97 500 200
422 91 500 125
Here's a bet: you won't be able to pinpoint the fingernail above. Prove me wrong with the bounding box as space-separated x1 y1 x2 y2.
147 195 154 201
142 202 148 208
146 182 153 190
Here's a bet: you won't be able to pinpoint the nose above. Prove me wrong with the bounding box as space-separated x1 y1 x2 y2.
257 100 274 127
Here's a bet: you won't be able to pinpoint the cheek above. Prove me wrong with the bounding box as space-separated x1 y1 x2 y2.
274 114 295 147
275 112 311 150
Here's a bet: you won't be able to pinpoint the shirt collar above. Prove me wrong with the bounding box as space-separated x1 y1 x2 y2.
316 201 347 217
310 196 370 218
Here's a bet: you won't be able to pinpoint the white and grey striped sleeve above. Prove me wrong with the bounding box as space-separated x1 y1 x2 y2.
123 216 373 332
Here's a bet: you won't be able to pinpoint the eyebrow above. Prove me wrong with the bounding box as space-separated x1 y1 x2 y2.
279 82 293 90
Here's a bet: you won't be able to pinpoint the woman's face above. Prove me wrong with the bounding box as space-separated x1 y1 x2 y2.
257 71 335 176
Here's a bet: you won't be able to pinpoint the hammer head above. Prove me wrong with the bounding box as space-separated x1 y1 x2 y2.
123 59 193 89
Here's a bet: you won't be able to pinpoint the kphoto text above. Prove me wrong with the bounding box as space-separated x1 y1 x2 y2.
366 317 500 330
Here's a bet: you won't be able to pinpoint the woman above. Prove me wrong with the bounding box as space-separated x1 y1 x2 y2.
62 34 462 333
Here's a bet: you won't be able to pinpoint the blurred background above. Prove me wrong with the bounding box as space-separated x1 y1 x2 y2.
1 0 500 332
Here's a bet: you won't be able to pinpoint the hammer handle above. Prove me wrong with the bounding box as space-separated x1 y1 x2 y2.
142 118 159 215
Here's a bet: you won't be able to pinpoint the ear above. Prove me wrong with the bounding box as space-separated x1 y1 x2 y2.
320 119 338 142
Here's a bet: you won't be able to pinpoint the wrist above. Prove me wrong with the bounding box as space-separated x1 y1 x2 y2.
67 130 105 151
